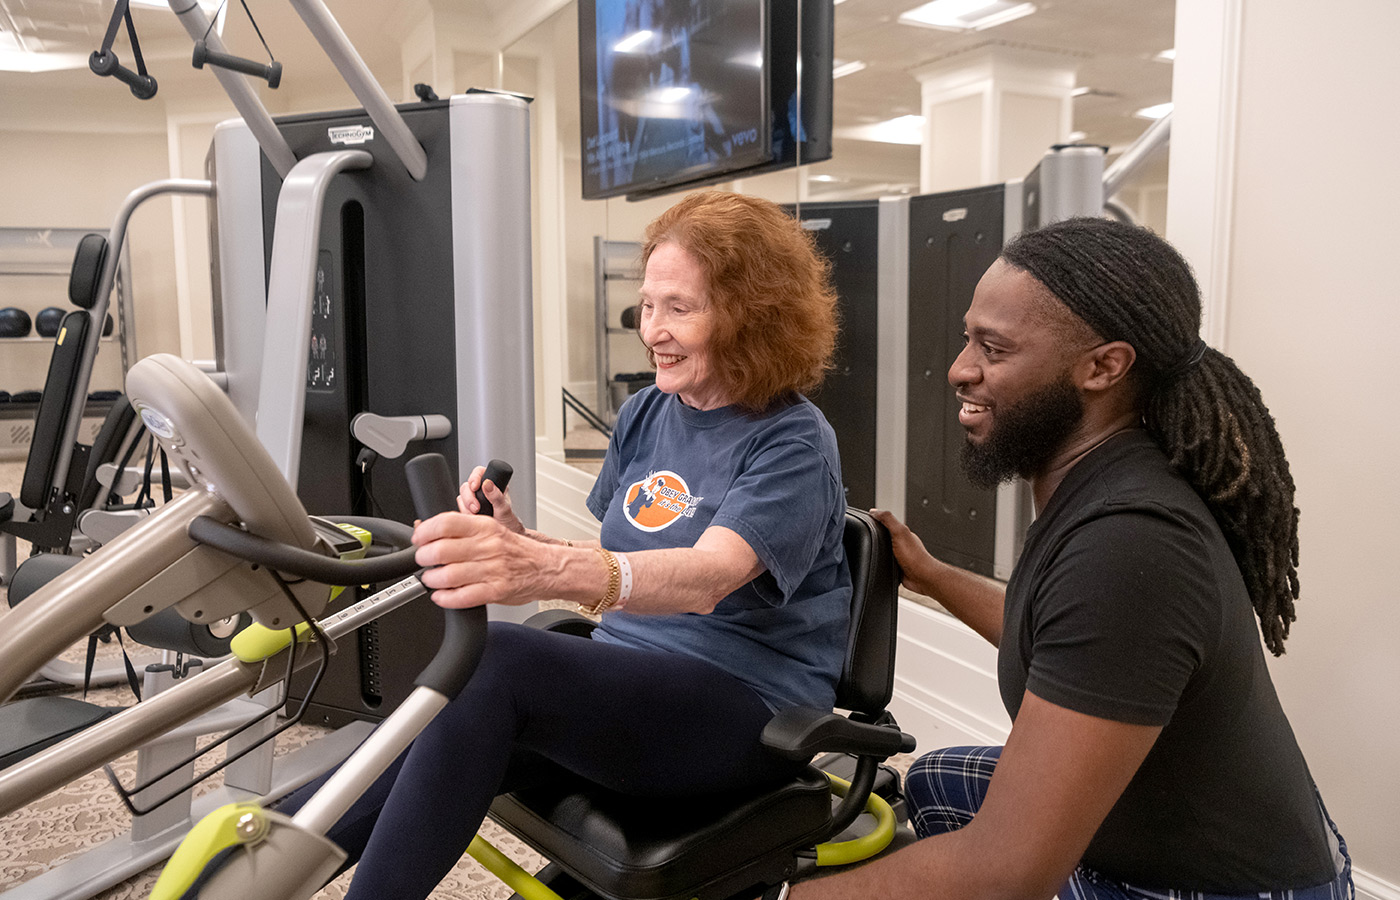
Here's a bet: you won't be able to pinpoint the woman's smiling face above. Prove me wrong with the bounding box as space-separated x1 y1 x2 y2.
638 241 728 411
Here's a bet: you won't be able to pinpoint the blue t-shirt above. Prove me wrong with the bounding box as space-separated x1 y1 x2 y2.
585 387 851 712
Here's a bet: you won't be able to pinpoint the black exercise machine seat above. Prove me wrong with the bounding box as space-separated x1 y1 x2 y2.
20 310 91 511
488 507 911 900
1 231 137 550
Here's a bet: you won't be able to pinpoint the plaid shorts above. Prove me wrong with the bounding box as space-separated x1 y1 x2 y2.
904 745 1354 900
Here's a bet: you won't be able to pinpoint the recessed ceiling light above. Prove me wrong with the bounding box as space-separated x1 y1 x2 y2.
1071 86 1092 97
1067 131 1088 142
834 114 925 145
129 0 222 8
1134 102 1173 120
898 0 1036 32
832 60 867 79
1154 48 1176 62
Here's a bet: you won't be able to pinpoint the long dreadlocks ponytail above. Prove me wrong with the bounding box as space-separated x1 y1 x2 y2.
1001 217 1300 655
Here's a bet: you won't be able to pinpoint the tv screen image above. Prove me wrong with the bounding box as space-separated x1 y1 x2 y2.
580 0 832 201
582 0 770 199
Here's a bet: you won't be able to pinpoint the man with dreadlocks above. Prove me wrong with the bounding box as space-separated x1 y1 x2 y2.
775 217 1350 900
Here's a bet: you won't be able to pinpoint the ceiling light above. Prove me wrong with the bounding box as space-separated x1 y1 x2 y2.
1071 86 1092 97
1134 102 1173 120
613 30 653 54
832 60 867 79
1154 48 1176 62
1067 131 1087 142
128 0 225 13
834 114 925 145
898 0 1036 32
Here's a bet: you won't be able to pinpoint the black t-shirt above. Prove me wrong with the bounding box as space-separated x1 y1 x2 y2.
999 430 1335 891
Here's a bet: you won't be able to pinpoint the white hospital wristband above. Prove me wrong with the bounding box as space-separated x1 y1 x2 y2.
614 552 633 610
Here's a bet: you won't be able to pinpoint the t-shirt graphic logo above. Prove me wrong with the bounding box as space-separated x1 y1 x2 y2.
623 470 703 532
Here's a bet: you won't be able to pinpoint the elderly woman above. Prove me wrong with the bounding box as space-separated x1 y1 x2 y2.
303 191 851 899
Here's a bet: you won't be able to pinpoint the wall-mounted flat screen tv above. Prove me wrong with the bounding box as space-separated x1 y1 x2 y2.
579 0 833 201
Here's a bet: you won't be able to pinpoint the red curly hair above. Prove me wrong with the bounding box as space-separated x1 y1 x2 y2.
639 191 839 411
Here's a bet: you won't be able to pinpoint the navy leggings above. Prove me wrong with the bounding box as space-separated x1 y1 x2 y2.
277 621 800 900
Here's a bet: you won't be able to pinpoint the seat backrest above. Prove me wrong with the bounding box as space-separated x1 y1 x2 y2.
68 233 109 310
834 507 901 716
19 311 92 510
78 394 139 511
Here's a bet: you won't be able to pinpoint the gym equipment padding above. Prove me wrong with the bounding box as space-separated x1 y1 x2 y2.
0 697 121 770
21 311 91 510
69 234 110 310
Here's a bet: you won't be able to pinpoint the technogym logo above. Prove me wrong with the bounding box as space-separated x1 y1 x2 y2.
623 470 703 532
328 125 375 145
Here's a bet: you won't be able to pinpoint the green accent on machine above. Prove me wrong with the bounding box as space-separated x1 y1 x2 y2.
813 771 898 867
466 836 567 900
148 802 267 900
227 521 373 662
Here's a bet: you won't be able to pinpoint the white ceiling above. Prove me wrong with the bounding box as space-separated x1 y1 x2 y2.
0 0 1175 194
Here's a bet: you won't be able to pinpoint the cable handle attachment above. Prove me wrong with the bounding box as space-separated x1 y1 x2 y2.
192 40 282 88
89 50 157 99
405 455 511 700
90 0 157 99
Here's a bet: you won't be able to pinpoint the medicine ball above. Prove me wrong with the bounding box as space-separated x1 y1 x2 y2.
104 313 114 336
10 390 41 404
35 307 66 338
0 307 31 338
620 305 640 329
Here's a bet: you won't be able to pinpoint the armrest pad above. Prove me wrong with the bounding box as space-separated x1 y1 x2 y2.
760 707 916 762
522 608 597 638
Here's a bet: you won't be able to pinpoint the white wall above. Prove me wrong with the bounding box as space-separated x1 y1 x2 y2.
1169 0 1400 891
0 127 182 367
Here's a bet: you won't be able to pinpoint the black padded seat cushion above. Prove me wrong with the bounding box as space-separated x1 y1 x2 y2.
490 766 835 900
0 696 121 769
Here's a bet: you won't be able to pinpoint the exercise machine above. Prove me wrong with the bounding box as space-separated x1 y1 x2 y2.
182 0 536 728
147 453 501 899
0 355 433 899
143 484 914 900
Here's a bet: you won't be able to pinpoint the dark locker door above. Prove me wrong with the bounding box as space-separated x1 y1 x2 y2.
905 186 1004 578
791 200 879 510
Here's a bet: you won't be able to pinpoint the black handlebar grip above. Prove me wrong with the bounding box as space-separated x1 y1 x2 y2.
89 51 158 100
405 453 512 700
192 41 282 89
474 459 514 518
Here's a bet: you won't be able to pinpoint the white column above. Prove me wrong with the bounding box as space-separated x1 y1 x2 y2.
1163 0 1243 349
911 46 1076 193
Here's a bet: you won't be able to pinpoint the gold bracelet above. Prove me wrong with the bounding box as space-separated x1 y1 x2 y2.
580 548 621 615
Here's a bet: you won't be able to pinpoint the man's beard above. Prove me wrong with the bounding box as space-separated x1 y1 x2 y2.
959 375 1084 490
